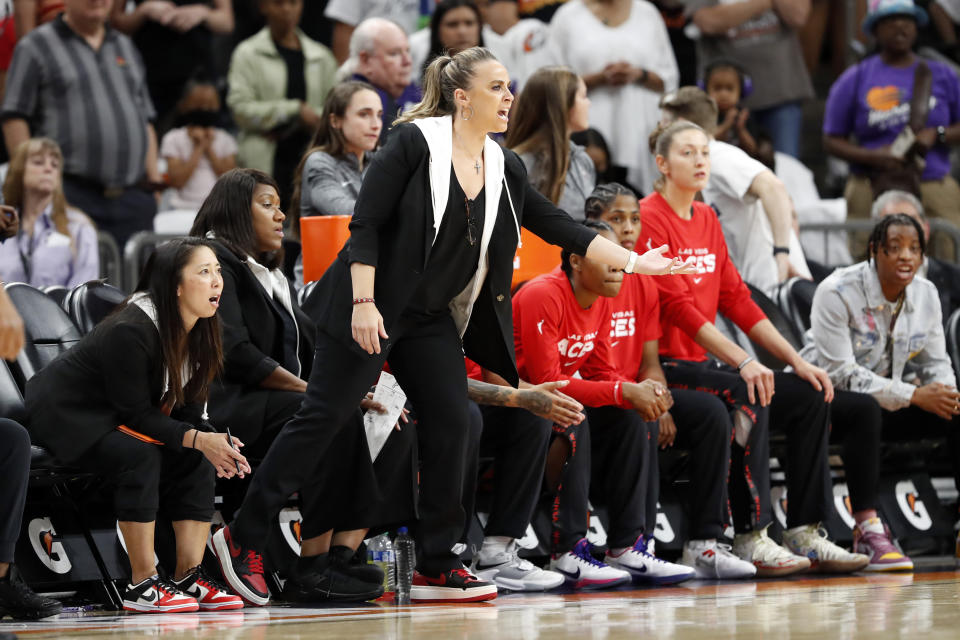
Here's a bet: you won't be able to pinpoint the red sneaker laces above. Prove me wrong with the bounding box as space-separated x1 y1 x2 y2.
244 549 265 574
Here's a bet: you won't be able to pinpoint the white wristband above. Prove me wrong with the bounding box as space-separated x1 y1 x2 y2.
623 251 640 274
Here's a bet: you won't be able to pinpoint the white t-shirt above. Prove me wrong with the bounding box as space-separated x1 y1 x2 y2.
160 127 238 211
483 20 556 92
324 0 427 34
549 0 678 194
704 140 810 297
409 27 430 82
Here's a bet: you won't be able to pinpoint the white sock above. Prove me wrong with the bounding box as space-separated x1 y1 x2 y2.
478 535 511 559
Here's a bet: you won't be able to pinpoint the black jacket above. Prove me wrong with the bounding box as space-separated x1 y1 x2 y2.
207 240 316 427
926 257 960 326
24 305 207 463
304 122 597 386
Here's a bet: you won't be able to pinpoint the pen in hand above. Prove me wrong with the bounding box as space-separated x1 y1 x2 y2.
225 426 241 475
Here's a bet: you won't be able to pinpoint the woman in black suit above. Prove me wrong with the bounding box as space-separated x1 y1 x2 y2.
190 169 394 603
25 238 249 614
213 46 694 606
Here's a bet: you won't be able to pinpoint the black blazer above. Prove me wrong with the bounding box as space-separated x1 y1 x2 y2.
24 305 207 463
926 257 960 325
304 122 597 386
207 241 316 426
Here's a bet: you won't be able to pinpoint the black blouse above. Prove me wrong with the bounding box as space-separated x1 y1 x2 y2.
408 168 485 316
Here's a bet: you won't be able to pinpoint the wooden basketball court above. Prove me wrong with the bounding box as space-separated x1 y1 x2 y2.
3 564 959 639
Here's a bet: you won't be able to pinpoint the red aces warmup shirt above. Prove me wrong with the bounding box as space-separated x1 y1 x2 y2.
512 268 632 408
580 274 662 382
637 192 766 362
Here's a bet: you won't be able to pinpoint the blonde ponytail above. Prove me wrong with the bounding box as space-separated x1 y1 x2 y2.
394 46 499 125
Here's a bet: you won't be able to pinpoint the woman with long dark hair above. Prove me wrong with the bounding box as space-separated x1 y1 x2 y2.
25 238 249 614
419 0 485 81
190 168 390 603
212 46 693 606
506 66 595 220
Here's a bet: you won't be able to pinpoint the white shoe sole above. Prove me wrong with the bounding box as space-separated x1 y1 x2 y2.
212 529 269 606
123 601 199 613
685 561 757 580
474 568 565 592
862 559 914 572
606 557 695 585
410 584 498 602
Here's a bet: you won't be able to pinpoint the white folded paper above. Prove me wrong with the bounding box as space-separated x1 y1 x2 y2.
363 371 407 461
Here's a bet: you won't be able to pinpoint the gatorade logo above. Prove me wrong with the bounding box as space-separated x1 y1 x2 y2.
653 502 675 544
895 480 932 530
833 483 856 529
772 486 788 529
279 507 304 554
28 517 71 574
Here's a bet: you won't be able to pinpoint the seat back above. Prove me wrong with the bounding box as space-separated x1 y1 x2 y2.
6 283 82 388
97 231 122 288
947 308 960 383
512 229 561 288
745 282 804 370
0 358 26 423
122 232 180 292
300 215 351 284
64 280 127 335
282 237 301 281
298 279 319 308
777 277 818 333
41 285 69 307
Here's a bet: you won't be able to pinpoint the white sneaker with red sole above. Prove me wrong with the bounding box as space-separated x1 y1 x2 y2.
174 566 244 610
123 575 199 614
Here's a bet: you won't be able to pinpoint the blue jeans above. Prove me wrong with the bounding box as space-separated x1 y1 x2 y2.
753 100 804 158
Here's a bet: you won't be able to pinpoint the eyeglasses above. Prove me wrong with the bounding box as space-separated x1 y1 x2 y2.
464 195 477 246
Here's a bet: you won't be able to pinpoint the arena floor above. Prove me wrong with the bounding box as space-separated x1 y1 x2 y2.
3 564 960 639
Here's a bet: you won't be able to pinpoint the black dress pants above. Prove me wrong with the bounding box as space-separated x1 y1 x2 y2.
474 405 553 540
233 312 472 575
881 405 960 492
551 407 654 553
0 419 30 563
828 391 883 513
669 389 733 540
80 430 215 523
663 359 832 530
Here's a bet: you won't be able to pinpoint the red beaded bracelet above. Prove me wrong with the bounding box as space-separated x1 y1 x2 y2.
353 297 376 305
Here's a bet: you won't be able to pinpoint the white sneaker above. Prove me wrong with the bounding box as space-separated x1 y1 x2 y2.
473 540 564 592
605 535 694 585
783 524 869 574
549 538 631 590
681 539 757 579
733 526 811 577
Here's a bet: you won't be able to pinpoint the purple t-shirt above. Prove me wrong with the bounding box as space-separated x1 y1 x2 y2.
822 55 960 181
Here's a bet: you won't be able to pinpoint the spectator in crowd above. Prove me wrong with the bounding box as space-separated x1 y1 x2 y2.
930 0 960 63
411 0 484 82
513 220 695 588
571 127 643 195
0 253 57 621
347 17 421 141
227 0 338 210
582 183 756 579
475 0 555 92
325 0 429 63
0 138 98 288
702 59 758 158
13 0 65 36
25 238 249 614
190 168 390 602
687 0 813 158
160 79 237 212
872 189 960 326
658 87 811 298
549 0 678 195
1 0 162 250
110 0 234 130
823 0 960 254
211 46 690 607
506 66 595 221
640 120 869 575
799 214 959 569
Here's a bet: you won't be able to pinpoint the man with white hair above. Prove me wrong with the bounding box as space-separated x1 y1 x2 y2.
348 17 422 142
872 189 960 325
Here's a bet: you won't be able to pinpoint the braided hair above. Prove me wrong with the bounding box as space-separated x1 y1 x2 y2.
561 219 614 276
867 213 926 264
584 182 638 220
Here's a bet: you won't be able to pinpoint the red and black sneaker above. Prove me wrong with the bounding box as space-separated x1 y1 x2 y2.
174 565 244 610
410 567 498 603
212 525 269 606
122 575 198 614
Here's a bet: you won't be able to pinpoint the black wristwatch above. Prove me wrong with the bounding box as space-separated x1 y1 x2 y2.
937 125 947 145
772 246 790 256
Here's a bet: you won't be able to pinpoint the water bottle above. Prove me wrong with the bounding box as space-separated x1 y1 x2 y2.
394 527 415 605
366 533 396 593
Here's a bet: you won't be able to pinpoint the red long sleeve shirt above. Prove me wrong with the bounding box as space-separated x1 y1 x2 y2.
637 192 766 362
512 268 632 408
580 274 662 382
